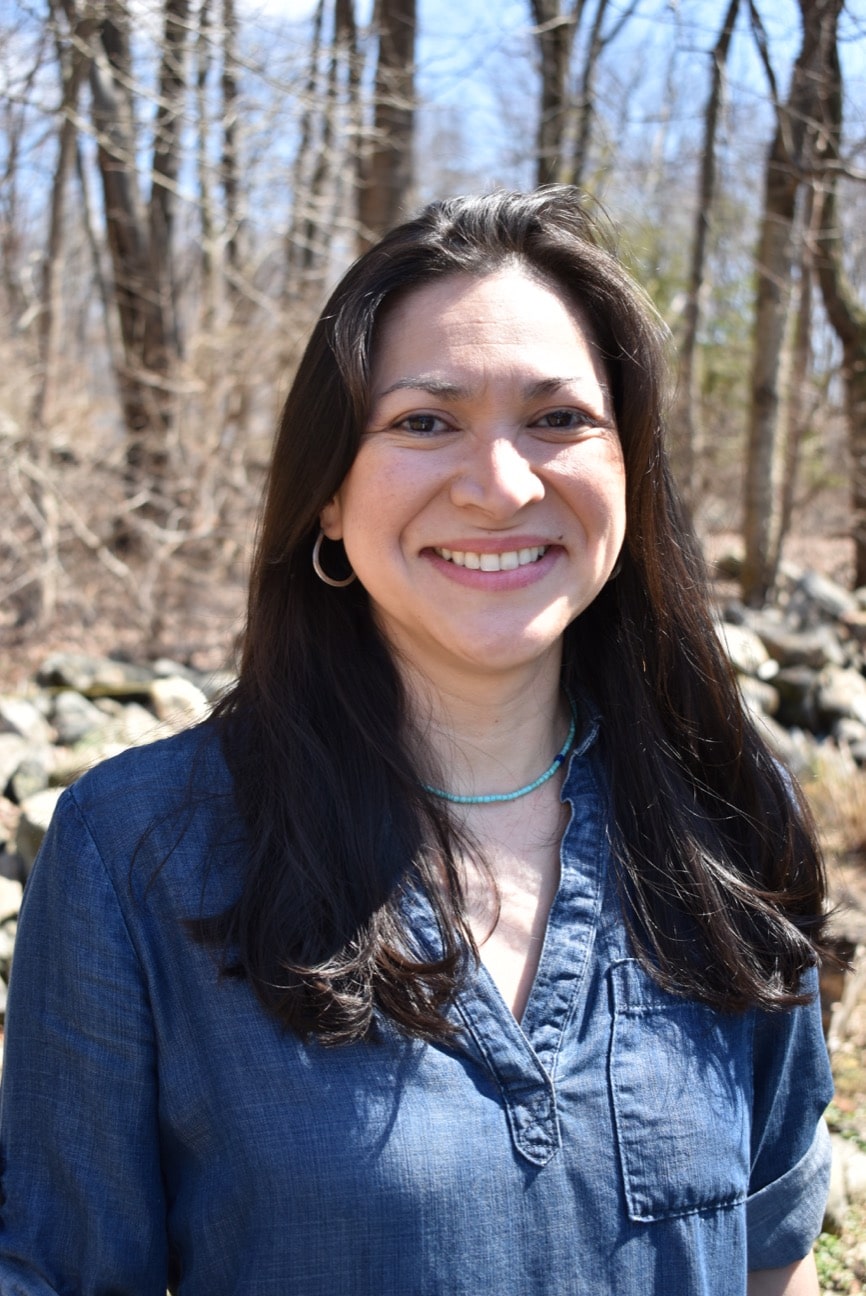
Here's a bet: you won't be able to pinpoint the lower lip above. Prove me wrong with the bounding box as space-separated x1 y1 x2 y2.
423 546 560 589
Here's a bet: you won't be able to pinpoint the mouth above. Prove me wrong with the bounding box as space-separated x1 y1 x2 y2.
432 545 549 572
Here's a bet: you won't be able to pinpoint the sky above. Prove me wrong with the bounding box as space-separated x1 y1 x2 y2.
234 0 863 192
2 0 862 244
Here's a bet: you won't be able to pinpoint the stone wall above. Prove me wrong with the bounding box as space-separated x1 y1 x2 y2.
0 653 233 1034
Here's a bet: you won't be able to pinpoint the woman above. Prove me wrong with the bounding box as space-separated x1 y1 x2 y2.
0 189 833 1295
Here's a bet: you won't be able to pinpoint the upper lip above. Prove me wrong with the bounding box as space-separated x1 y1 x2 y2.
427 536 557 553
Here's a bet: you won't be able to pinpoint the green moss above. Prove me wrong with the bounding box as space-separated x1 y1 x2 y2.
826 1098 866 1154
815 1230 857 1292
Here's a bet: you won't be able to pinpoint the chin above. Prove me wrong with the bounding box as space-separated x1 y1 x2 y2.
448 636 564 678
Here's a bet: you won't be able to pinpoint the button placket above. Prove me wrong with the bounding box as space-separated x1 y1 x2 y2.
451 730 609 1167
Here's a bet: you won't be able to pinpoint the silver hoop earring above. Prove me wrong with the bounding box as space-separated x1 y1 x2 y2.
312 530 356 588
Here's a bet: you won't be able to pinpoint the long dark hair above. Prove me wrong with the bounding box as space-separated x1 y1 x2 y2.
198 188 828 1042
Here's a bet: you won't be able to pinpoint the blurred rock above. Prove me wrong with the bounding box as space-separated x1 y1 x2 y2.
844 1145 866 1204
50 742 130 789
816 666 866 729
0 797 19 847
37 653 153 697
197 670 235 703
9 752 52 803
834 717 866 748
825 1135 849 1234
0 918 17 964
150 676 209 728
0 877 22 921
0 849 23 883
713 551 744 580
0 734 28 796
839 608 866 647
0 695 53 745
791 569 859 622
118 702 164 746
737 675 779 717
773 667 819 730
828 1134 866 1236
717 622 772 678
766 624 843 670
16 787 64 873
51 690 110 745
744 708 814 778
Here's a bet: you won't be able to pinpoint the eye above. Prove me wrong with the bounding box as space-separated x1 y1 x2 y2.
394 412 452 436
532 408 595 431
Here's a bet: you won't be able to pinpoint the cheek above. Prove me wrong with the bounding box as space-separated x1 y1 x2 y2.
559 446 626 529
606 461 628 526
592 444 627 523
337 470 408 562
341 454 444 547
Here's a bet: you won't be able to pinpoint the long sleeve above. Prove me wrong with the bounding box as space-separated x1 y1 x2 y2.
0 788 169 1295
746 966 834 1271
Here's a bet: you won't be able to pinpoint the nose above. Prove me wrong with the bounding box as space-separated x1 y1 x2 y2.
449 435 545 517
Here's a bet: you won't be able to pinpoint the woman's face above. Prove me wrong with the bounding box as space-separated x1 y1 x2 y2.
320 266 627 688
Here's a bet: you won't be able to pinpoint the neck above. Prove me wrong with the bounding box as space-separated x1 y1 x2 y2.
401 656 570 802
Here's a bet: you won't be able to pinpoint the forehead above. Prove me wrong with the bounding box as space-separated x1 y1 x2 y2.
371 266 604 381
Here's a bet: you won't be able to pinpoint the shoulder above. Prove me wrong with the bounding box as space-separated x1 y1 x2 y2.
46 721 238 884
74 718 228 796
69 720 230 818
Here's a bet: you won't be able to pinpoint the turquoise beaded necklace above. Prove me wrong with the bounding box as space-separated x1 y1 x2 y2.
423 703 577 806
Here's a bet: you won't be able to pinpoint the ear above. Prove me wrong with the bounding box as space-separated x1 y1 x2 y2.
319 495 343 541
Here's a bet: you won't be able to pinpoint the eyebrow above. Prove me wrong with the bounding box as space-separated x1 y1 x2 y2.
376 375 607 400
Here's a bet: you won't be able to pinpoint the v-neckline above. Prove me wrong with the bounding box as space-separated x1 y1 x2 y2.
399 707 607 1165
451 740 607 1164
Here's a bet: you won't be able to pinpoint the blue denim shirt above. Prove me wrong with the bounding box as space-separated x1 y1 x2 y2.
0 717 832 1295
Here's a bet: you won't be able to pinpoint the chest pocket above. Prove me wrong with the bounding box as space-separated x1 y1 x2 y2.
608 959 753 1222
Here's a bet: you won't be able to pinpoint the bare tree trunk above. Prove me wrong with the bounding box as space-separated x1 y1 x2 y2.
221 0 242 287
1 24 49 327
332 0 362 245
531 0 580 186
286 0 361 289
672 0 740 511
75 132 120 369
73 0 192 546
34 2 95 431
298 0 353 282
149 0 187 365
87 9 171 472
568 0 639 187
286 0 327 286
779 185 816 548
196 0 216 327
357 0 416 249
149 0 190 361
741 0 842 606
567 0 606 187
0 94 25 322
812 12 866 586
16 2 88 625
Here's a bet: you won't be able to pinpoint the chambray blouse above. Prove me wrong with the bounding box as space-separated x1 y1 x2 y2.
0 714 832 1295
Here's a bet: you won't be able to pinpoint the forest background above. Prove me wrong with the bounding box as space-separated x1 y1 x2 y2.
2 0 866 1285
1 0 865 678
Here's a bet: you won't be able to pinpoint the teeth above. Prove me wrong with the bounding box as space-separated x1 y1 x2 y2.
435 546 548 571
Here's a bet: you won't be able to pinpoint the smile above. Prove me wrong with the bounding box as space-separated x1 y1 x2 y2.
433 546 549 571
